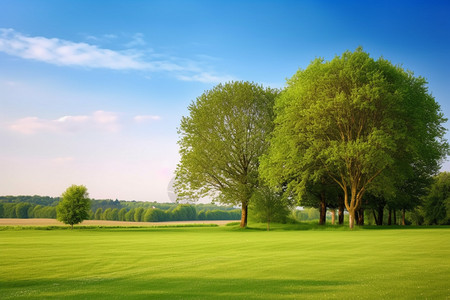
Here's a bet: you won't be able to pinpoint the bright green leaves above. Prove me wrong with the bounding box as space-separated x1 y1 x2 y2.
260 48 448 228
56 184 90 228
175 81 278 207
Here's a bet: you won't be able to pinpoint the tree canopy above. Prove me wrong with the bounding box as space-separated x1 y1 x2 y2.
175 81 278 227
260 48 448 228
57 185 91 229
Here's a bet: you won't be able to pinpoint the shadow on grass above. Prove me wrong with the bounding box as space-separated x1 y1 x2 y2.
2 277 350 299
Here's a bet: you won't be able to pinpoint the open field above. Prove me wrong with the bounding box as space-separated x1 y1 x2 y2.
1 225 449 299
0 218 233 227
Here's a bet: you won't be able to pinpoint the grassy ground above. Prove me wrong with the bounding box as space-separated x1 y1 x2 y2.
0 224 449 299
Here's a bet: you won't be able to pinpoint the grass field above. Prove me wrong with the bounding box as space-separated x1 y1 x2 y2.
1 224 449 299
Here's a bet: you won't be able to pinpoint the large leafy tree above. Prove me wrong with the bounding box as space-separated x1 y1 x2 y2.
57 185 90 229
260 48 448 229
175 81 278 227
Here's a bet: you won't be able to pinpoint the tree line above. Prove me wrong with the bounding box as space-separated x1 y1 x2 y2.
175 47 449 228
0 196 241 222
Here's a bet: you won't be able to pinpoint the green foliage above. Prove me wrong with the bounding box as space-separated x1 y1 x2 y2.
56 185 91 228
261 47 448 228
15 202 31 218
94 208 103 220
125 208 135 221
423 172 450 225
0 203 3 218
0 195 59 206
3 203 17 218
134 207 145 222
118 208 127 221
102 208 112 220
175 81 279 226
250 187 292 229
143 208 164 222
110 208 119 221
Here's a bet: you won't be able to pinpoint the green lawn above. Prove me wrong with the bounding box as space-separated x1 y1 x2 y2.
1 225 449 299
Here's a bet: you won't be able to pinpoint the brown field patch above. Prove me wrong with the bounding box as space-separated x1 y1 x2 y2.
0 218 235 227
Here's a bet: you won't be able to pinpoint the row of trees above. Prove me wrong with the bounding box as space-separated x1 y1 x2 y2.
92 205 241 222
0 203 57 219
0 194 241 223
175 48 449 228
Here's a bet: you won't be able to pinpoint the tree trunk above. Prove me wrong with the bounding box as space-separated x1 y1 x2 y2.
402 209 406 226
348 209 355 229
372 209 379 225
357 207 364 225
388 209 392 225
338 197 344 225
240 202 248 228
377 205 384 225
319 194 327 225
393 209 397 225
267 219 270 231
331 209 336 225
71 224 74 230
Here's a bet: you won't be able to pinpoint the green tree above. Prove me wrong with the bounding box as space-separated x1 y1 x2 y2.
56 185 90 229
118 208 127 221
15 202 31 218
0 203 4 218
134 207 145 222
110 208 119 221
250 187 292 230
102 208 112 220
423 172 450 225
143 208 166 222
260 48 448 229
94 208 103 220
125 208 135 221
175 81 278 227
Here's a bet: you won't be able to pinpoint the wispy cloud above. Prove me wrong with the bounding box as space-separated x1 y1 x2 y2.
0 28 234 83
0 29 149 70
134 115 162 123
177 72 234 84
9 110 120 134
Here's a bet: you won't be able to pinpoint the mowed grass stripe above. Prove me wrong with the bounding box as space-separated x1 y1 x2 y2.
0 226 449 299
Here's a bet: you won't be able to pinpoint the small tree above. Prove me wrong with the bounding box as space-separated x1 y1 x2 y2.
57 185 90 229
250 187 292 230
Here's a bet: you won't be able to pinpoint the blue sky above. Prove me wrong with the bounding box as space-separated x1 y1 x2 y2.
1 0 449 202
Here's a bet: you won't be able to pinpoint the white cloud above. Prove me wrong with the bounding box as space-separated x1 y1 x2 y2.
0 28 234 84
0 28 149 70
9 110 120 134
134 115 162 123
177 72 235 84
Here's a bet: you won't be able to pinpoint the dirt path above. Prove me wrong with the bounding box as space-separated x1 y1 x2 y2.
0 218 235 227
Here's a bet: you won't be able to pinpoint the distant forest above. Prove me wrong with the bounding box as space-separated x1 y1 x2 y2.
0 195 241 222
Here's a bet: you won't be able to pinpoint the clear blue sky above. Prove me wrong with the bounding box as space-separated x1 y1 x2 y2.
1 0 449 202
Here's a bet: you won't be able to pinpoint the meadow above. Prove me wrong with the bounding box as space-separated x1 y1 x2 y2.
1 224 449 299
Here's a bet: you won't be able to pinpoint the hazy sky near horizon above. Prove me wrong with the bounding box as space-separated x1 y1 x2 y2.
1 0 449 202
